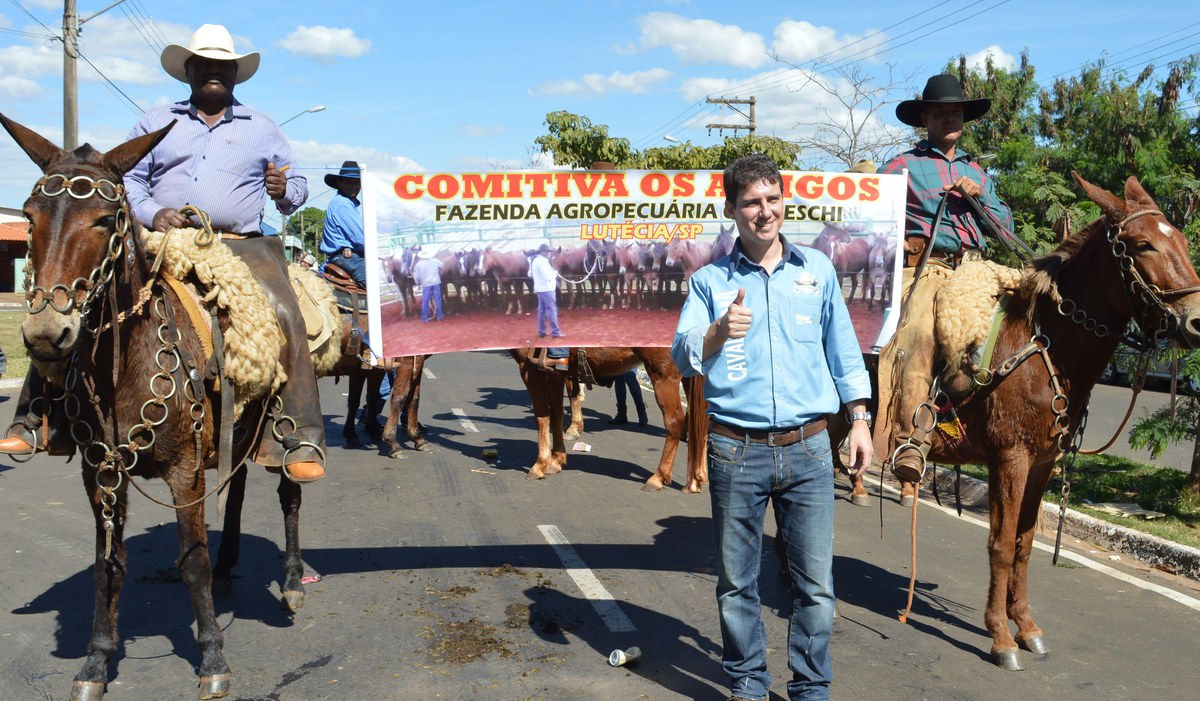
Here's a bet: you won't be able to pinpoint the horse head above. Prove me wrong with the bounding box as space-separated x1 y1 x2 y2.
0 113 173 363
1028 173 1200 351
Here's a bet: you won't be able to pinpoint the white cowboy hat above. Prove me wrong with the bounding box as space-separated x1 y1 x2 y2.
160 24 261 85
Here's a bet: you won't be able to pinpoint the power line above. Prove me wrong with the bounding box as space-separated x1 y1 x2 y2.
117 4 164 55
633 0 1012 148
76 48 144 117
4 0 56 36
128 0 170 48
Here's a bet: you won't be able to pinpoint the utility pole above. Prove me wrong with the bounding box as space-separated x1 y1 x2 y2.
63 0 77 150
62 0 129 151
706 96 756 137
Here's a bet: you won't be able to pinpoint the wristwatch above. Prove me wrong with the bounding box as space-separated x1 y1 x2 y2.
848 410 873 428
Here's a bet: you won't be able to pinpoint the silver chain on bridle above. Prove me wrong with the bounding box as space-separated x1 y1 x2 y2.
26 172 207 557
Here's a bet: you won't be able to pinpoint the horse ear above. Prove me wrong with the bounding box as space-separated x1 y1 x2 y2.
0 112 66 173
1122 176 1157 209
102 120 176 176
1072 171 1126 222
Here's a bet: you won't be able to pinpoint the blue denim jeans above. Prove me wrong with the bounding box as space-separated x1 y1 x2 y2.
707 428 836 701
536 291 561 337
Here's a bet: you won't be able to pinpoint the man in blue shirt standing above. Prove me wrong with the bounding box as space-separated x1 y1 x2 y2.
320 160 367 289
673 154 873 701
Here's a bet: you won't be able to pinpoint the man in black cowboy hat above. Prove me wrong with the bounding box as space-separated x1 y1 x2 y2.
320 160 368 289
875 73 1014 487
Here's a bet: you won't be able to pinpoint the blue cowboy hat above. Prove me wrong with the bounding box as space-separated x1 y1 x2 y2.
324 160 361 188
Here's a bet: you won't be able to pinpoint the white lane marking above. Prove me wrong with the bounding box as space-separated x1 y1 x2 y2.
451 408 479 433
900 483 1200 611
538 524 636 632
423 367 437 379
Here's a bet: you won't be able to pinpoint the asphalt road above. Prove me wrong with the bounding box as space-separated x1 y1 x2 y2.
1 351 1198 701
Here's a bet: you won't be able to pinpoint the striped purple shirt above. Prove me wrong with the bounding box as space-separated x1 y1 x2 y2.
124 99 307 234
882 140 1012 252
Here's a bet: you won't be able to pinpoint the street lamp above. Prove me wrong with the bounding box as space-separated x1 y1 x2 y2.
279 104 326 127
663 134 680 144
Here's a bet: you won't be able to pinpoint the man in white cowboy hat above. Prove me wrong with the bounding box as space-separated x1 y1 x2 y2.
320 160 368 289
122 23 325 481
874 73 1014 487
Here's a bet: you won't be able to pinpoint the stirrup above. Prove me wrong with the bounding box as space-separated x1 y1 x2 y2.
889 442 928 483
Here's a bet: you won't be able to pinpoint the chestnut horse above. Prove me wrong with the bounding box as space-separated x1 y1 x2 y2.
862 174 1200 670
511 347 704 491
380 354 433 457
0 115 312 699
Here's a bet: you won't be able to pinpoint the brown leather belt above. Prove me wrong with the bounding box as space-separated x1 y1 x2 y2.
903 236 983 268
710 418 827 447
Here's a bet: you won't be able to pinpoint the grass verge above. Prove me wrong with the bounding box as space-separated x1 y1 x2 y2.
956 454 1200 550
0 311 27 380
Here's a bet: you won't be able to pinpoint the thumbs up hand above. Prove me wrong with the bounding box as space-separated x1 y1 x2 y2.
265 161 288 201
721 287 752 339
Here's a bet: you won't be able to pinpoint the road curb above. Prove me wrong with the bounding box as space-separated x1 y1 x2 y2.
922 467 1200 581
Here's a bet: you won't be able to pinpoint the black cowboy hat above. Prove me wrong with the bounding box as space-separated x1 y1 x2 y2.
324 160 361 188
895 74 991 128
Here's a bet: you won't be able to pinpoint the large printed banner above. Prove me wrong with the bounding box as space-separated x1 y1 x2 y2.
362 169 906 359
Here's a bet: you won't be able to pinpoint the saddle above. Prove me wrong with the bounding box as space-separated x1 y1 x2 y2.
289 264 345 376
529 347 598 385
932 259 1023 396
322 262 369 314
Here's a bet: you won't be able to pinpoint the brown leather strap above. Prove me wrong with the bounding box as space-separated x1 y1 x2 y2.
710 418 827 447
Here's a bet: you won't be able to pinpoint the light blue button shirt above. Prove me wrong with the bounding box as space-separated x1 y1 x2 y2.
124 99 307 234
672 237 871 430
320 192 364 255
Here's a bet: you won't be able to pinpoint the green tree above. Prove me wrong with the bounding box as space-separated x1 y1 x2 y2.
533 111 634 168
286 207 326 260
533 110 799 171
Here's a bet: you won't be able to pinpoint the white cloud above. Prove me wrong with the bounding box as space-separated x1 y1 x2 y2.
290 140 421 186
0 75 42 100
680 68 906 167
463 124 507 138
637 12 767 68
536 68 671 96
964 45 1017 73
0 44 59 78
772 20 884 65
278 26 371 63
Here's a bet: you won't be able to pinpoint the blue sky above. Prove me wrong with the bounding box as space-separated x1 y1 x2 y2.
1 0 1197 229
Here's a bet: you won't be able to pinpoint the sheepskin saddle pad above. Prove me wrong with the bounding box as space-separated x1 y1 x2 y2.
933 259 1023 395
142 228 286 415
288 263 344 377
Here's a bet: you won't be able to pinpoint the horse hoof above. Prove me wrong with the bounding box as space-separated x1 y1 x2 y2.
1019 635 1050 656
850 494 871 507
899 494 915 507
640 480 664 492
414 442 435 452
279 590 305 611
198 672 232 699
993 649 1025 671
387 448 408 459
343 434 360 448
69 681 106 701
526 470 546 480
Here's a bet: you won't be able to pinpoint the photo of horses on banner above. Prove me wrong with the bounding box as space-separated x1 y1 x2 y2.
358 169 908 359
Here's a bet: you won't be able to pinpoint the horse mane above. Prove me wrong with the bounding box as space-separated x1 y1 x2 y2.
1017 215 1105 320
